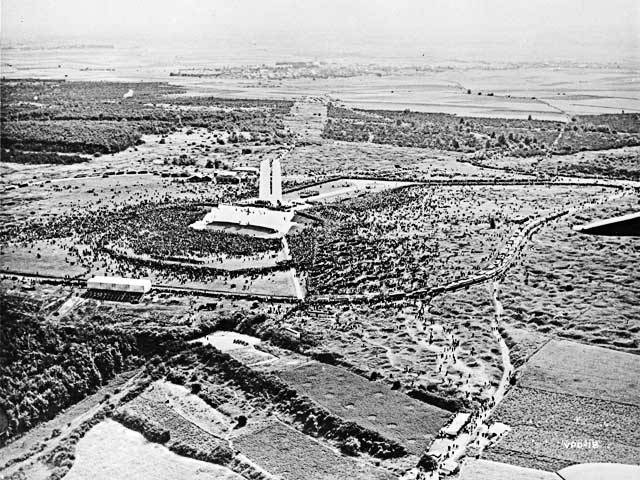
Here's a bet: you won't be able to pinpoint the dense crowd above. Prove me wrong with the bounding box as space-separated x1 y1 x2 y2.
2 192 283 288
288 184 603 296
104 204 280 259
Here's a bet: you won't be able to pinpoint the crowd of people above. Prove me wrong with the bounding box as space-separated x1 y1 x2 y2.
1 184 286 290
103 204 281 259
288 184 547 296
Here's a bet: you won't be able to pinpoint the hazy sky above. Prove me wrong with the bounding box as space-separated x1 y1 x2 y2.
2 0 639 62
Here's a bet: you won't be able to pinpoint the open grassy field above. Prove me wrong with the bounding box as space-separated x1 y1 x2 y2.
234 419 396 480
458 458 557 480
516 340 640 405
483 340 640 470
272 140 509 183
540 147 640 180
557 463 640 480
121 383 232 457
284 101 327 143
0 239 89 277
1 170 247 223
278 362 451 454
64 419 242 480
148 268 300 297
500 194 640 355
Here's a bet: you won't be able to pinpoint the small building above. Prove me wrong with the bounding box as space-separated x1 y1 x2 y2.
440 459 459 475
442 412 471 438
281 326 302 342
216 171 241 184
186 174 212 183
233 166 259 176
87 276 152 294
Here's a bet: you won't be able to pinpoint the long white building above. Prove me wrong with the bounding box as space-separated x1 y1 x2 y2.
87 276 152 293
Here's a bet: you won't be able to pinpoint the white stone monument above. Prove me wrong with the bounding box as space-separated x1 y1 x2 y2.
259 158 271 201
271 158 282 204
257 158 283 205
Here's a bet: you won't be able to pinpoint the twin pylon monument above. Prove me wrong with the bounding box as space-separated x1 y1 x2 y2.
191 156 293 238
258 158 283 205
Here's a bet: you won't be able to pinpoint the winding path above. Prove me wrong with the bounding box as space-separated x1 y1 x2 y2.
309 181 633 306
417 186 630 478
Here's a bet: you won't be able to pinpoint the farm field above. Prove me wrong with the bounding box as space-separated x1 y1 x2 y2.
483 340 640 470
2 44 638 117
64 419 242 480
557 463 640 480
234 419 396 480
119 381 234 461
515 340 640 404
457 458 557 480
278 362 451 454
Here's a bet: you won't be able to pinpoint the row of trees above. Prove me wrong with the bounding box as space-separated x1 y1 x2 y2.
1 149 89 165
169 344 408 459
1 120 143 154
